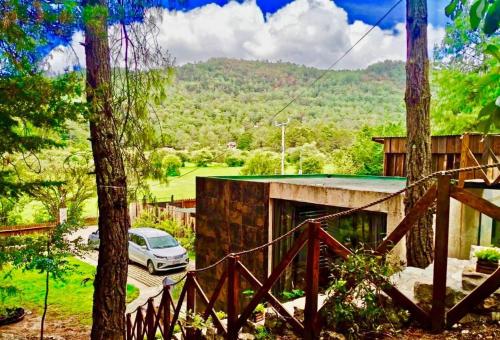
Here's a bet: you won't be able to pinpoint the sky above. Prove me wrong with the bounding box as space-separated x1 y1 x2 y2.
45 0 449 73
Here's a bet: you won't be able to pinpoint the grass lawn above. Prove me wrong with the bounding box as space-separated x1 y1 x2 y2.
17 162 310 223
0 257 139 325
146 164 243 201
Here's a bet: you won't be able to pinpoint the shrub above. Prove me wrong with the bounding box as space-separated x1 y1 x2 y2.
190 148 213 167
162 154 182 177
300 154 325 174
322 250 408 337
224 151 246 167
475 248 500 262
241 150 281 175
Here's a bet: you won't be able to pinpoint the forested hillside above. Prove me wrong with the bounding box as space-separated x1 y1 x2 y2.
157 58 406 150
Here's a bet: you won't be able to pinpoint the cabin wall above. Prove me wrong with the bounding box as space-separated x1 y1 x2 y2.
195 177 270 310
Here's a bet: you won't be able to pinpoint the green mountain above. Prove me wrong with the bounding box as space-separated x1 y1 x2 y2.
157 58 406 151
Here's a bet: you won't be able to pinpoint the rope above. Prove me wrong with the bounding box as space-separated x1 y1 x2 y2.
191 162 500 273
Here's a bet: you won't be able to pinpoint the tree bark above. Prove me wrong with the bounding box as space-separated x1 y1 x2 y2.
83 1 130 339
405 0 434 268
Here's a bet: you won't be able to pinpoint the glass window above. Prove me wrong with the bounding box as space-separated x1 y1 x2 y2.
147 235 178 249
492 220 499 247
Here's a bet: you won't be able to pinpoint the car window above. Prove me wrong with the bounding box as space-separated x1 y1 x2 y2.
131 234 147 247
147 235 179 249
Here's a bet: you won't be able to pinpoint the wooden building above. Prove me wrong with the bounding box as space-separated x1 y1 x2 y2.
372 133 500 182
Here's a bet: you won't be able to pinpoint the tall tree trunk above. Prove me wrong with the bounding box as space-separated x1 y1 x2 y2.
83 1 130 338
405 0 434 268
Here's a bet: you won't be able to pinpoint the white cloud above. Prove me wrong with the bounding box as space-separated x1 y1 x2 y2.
44 0 445 73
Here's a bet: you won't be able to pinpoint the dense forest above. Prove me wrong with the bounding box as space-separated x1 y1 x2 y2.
156 58 407 150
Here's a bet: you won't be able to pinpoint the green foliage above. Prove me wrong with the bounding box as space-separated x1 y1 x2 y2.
322 250 408 338
157 59 406 152
190 148 214 167
280 289 305 301
241 150 281 176
224 150 246 167
300 154 325 174
254 303 266 314
254 325 271 340
475 248 500 262
20 149 95 225
151 150 183 182
439 0 500 133
446 0 499 35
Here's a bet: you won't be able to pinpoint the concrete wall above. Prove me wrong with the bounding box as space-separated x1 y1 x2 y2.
448 188 500 259
195 177 270 310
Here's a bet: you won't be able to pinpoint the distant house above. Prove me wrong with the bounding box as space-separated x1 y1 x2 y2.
227 141 237 149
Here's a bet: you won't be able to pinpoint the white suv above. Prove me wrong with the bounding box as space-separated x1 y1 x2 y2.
87 227 189 274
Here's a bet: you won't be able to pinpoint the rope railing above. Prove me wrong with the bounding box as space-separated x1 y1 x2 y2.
129 162 500 313
190 162 500 273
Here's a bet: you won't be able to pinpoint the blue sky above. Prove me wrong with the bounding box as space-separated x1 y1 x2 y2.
166 0 450 28
48 0 448 72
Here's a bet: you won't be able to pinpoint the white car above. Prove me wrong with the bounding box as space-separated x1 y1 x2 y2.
129 227 189 274
87 227 189 274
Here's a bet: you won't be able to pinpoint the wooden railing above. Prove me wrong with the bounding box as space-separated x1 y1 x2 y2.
458 134 500 187
126 174 500 339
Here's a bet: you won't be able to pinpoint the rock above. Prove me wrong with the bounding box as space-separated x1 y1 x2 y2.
414 282 466 309
320 330 346 340
238 333 255 340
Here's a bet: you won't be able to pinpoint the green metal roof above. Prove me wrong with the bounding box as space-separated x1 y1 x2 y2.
206 174 407 194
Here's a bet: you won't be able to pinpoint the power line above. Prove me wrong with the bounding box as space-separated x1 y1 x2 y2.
268 0 404 123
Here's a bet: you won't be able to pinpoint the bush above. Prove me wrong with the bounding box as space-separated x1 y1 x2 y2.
162 154 182 177
322 250 408 337
224 151 246 167
475 248 500 262
191 148 214 167
241 150 281 175
300 154 325 174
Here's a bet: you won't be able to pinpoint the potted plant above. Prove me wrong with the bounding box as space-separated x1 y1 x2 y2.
475 248 500 274
252 303 266 323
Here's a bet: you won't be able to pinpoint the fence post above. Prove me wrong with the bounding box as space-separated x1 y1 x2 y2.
126 313 132 340
146 298 156 340
136 306 144 339
186 272 197 340
304 221 321 339
162 285 171 337
227 255 240 340
431 174 451 332
458 133 470 187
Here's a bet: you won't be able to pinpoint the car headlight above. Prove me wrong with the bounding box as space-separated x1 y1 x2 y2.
154 254 168 259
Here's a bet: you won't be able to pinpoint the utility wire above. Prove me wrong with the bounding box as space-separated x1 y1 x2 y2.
268 0 404 123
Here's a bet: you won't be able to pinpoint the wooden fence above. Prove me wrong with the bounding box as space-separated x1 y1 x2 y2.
126 174 500 339
0 217 98 237
139 199 196 230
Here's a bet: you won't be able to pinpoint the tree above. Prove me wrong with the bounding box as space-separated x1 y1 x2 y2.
82 1 131 338
438 0 500 132
24 150 95 225
405 0 434 268
241 150 281 175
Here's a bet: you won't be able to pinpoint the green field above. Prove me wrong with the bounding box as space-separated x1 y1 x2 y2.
18 163 318 223
0 257 139 325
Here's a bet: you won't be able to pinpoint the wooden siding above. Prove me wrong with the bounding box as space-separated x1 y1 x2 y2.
377 134 500 178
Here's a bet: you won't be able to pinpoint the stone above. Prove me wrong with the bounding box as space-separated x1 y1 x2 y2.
238 333 255 340
320 330 346 340
414 282 466 309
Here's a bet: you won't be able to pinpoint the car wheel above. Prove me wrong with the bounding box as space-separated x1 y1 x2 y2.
147 260 156 275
